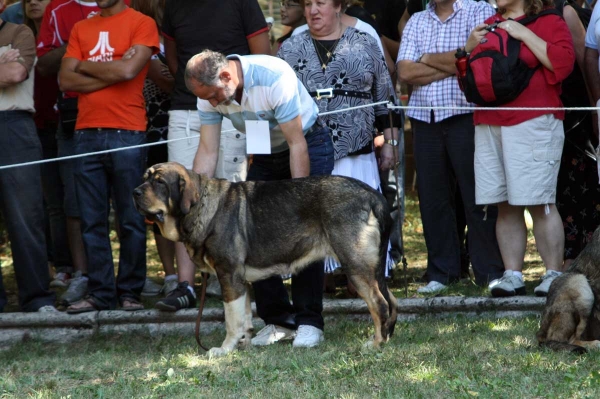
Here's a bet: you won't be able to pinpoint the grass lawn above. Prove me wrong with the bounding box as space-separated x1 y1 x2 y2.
1 192 594 398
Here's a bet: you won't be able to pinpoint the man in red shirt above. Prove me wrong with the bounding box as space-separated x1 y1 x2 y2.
59 0 159 312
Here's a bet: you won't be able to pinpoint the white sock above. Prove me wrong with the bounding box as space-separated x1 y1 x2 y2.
164 274 177 282
186 284 197 298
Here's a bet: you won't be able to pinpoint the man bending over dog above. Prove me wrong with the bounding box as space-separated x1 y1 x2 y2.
185 50 334 348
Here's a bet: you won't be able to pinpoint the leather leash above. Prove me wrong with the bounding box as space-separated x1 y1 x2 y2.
195 272 209 351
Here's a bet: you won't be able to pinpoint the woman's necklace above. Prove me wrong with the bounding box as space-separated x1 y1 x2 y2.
312 24 343 71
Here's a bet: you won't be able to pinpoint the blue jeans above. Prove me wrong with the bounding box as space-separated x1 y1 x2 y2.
73 128 147 309
0 111 55 312
249 125 334 330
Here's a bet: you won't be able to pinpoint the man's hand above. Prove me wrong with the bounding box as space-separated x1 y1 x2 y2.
0 49 20 64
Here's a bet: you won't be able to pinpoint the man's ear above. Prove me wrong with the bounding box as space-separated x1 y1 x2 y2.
219 70 231 84
179 172 199 215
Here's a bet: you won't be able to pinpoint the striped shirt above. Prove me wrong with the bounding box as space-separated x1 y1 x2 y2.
398 0 494 123
197 54 319 154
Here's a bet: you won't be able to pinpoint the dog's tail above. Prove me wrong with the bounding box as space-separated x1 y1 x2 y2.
538 340 587 354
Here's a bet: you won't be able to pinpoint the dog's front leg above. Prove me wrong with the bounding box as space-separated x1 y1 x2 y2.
207 281 248 358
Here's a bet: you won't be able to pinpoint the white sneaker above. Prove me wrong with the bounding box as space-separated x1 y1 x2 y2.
534 270 562 297
489 270 525 297
293 325 324 348
38 305 59 312
417 281 447 294
141 278 162 297
50 272 70 288
251 324 296 346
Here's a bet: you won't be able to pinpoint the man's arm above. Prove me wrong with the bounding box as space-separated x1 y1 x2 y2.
279 115 310 178
58 57 111 93
37 45 66 77
248 31 271 55
419 51 457 75
397 60 452 85
163 36 178 77
192 122 222 178
76 45 153 84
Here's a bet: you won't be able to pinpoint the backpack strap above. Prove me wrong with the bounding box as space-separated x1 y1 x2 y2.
518 8 563 26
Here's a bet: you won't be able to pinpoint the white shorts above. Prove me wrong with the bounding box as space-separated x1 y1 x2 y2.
167 110 247 182
474 114 564 206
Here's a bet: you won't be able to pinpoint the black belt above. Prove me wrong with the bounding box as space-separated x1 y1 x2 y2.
309 89 372 100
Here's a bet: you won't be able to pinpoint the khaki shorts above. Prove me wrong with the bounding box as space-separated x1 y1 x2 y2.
474 114 564 206
167 110 247 182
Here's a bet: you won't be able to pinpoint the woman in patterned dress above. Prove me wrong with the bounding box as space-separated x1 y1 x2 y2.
277 0 401 276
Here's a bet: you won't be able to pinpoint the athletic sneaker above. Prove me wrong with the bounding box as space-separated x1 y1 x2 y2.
489 270 526 297
160 278 179 297
50 272 70 288
141 278 162 297
154 281 196 311
533 270 562 297
417 281 447 294
251 324 296 346
59 272 88 305
293 325 324 348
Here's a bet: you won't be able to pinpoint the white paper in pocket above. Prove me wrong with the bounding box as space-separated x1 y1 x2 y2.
245 120 271 154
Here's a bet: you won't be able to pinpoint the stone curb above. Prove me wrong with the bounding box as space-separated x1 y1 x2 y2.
0 296 546 346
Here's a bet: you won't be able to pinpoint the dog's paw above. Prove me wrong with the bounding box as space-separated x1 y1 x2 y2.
362 336 382 350
207 347 230 358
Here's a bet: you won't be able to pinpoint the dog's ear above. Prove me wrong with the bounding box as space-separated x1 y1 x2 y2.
179 171 199 215
143 166 155 182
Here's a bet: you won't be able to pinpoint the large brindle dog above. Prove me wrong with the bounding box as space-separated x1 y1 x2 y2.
537 227 600 353
133 162 398 357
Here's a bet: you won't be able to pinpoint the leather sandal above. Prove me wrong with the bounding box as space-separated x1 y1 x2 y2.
121 298 144 311
66 297 101 314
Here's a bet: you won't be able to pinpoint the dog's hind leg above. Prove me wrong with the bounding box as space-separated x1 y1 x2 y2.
346 273 390 348
207 277 248 358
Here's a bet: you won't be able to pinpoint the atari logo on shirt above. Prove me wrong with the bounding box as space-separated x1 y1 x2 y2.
88 32 114 62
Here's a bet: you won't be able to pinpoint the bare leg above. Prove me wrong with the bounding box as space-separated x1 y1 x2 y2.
495 202 527 272
529 204 565 272
154 233 176 276
175 241 195 285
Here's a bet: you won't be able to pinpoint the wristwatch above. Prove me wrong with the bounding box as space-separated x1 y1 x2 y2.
384 139 398 146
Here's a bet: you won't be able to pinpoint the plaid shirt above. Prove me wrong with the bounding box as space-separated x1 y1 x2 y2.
398 0 494 123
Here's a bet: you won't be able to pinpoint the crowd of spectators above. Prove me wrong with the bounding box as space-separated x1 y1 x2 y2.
0 0 598 347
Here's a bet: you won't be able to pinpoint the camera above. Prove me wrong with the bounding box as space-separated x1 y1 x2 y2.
485 22 500 32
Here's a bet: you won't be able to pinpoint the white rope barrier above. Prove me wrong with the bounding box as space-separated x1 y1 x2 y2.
2 101 599 171
387 104 600 112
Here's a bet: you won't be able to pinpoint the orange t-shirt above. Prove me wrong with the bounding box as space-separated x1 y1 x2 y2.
64 7 159 131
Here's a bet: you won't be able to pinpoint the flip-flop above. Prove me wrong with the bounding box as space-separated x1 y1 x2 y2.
66 297 101 314
121 299 144 311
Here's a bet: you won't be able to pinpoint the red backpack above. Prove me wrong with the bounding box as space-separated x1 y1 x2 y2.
458 9 562 106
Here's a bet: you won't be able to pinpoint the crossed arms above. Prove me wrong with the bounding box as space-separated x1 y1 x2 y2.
58 44 153 93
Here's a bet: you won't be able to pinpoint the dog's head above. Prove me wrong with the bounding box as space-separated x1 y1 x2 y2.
133 162 200 241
